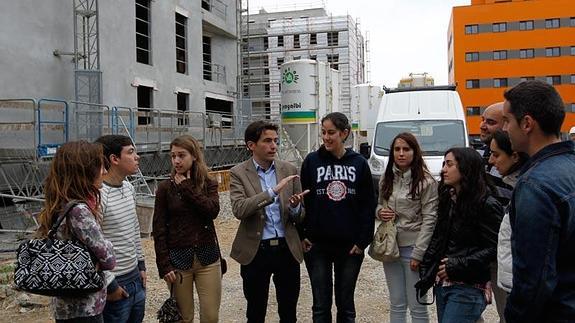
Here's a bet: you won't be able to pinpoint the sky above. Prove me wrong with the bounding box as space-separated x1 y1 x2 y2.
247 0 470 88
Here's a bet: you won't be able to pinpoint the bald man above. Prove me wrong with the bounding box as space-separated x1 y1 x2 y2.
479 102 505 164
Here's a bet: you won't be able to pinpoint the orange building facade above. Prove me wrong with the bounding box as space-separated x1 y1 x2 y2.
448 0 575 137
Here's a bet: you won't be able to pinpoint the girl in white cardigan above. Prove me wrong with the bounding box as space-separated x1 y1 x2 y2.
376 132 438 323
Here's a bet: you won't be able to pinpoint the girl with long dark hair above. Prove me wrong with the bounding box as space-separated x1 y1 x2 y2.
37 141 116 322
153 135 222 323
377 133 438 323
416 147 503 323
300 112 376 322
488 130 528 295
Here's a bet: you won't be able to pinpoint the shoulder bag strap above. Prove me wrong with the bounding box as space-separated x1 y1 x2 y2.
211 223 223 259
47 200 81 239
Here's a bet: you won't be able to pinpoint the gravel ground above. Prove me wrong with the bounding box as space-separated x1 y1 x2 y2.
1 191 499 322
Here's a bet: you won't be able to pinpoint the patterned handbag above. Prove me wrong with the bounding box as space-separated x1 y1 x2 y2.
13 201 105 297
157 273 183 323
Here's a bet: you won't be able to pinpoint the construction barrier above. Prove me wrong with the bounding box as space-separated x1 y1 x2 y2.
135 195 155 238
210 170 231 192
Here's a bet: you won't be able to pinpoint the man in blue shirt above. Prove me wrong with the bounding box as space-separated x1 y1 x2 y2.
229 121 309 323
502 80 575 322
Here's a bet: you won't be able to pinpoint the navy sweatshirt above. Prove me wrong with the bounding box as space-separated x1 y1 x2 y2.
300 146 376 249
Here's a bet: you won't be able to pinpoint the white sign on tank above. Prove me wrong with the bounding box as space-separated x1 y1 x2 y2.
280 59 318 124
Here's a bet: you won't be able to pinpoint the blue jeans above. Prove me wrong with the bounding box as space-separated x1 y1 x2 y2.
103 275 146 323
383 257 429 323
436 284 486 323
304 243 364 323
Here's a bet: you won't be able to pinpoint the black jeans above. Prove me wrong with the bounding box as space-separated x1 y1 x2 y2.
304 243 364 323
241 238 301 323
55 314 103 323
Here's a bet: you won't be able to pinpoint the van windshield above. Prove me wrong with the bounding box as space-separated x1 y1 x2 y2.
373 120 466 156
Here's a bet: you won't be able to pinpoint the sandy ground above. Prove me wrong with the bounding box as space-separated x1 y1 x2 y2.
0 192 500 322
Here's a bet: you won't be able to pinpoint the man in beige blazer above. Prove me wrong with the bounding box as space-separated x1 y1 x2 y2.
230 120 308 323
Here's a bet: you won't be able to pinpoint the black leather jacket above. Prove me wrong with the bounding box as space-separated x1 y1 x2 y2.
416 193 503 295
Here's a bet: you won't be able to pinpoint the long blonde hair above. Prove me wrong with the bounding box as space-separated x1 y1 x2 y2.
170 135 212 193
36 141 103 237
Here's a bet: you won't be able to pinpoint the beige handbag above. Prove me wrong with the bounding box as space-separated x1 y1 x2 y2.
368 219 400 262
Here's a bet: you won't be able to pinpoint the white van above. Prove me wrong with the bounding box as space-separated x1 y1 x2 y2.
366 86 469 189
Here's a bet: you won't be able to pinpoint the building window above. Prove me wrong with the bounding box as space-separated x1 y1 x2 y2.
327 32 339 46
520 48 535 59
466 79 480 89
263 37 269 50
294 34 300 48
175 13 187 74
494 78 508 88
519 20 534 31
310 33 317 45
466 106 481 116
520 76 535 82
203 36 212 81
465 52 479 62
546 75 561 85
492 22 507 33
545 18 560 29
310 55 317 61
136 0 151 64
327 54 339 70
201 0 210 11
545 47 560 57
277 57 284 69
493 50 507 60
465 24 478 34
137 86 153 125
242 85 249 96
277 35 284 47
264 68 269 75
177 92 189 125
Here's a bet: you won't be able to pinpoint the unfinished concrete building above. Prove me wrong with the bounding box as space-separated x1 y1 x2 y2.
0 0 249 216
241 8 366 119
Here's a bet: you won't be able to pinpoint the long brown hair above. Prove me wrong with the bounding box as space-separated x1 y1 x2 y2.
380 132 429 201
36 141 104 237
170 135 212 193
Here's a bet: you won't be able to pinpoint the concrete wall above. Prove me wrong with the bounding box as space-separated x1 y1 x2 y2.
0 0 238 114
0 1 75 100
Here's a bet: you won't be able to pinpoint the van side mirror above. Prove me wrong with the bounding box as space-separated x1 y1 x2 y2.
359 143 371 159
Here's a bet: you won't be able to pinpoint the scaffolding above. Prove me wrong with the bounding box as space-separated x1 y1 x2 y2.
240 8 366 120
74 0 102 104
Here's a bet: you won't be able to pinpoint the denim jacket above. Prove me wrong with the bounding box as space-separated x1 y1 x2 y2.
505 140 575 323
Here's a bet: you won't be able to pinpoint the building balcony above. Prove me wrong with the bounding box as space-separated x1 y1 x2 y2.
203 61 227 84
202 0 236 38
